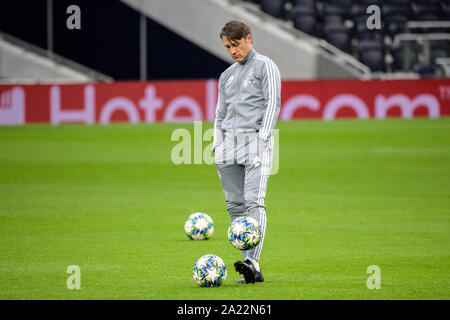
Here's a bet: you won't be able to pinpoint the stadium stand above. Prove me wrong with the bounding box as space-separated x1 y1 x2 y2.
240 0 450 78
121 0 372 79
0 0 231 82
2 0 447 80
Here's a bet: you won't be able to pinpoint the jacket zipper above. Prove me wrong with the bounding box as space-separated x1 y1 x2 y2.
233 65 243 130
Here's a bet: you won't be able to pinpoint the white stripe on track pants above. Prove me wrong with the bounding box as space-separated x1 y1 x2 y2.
215 131 274 263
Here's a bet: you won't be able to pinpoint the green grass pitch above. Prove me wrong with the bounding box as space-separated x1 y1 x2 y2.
0 118 449 300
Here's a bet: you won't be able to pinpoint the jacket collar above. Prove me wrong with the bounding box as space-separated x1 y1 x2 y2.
240 49 255 65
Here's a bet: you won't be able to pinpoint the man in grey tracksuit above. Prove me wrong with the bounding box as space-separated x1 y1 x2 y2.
214 20 281 284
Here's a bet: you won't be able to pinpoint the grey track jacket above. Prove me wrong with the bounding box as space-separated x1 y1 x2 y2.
214 49 281 148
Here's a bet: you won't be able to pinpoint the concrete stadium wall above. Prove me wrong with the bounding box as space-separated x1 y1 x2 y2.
0 37 93 83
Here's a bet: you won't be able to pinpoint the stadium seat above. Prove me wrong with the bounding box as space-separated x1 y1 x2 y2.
352 13 370 29
384 14 408 38
412 0 442 6
443 5 450 20
351 4 367 20
322 0 353 8
392 43 420 71
353 0 382 6
430 41 450 63
321 2 346 18
388 0 412 6
358 40 385 71
411 2 442 21
324 24 352 54
360 50 385 72
414 64 445 78
354 21 384 44
381 5 411 38
261 0 286 19
358 39 383 51
413 13 441 22
322 14 344 26
317 0 352 26
292 0 315 8
383 5 411 20
292 5 317 36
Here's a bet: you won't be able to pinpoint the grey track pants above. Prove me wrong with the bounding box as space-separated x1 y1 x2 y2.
214 130 274 263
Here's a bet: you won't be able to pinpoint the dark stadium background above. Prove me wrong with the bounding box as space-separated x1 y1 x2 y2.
0 0 229 80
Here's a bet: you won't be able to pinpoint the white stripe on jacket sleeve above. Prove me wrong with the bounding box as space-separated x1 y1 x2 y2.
257 57 281 142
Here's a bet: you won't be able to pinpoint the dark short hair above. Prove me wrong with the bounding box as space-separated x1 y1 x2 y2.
220 20 252 44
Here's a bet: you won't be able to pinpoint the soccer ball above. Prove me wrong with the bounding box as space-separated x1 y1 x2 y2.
228 216 262 250
192 254 227 287
184 212 214 240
